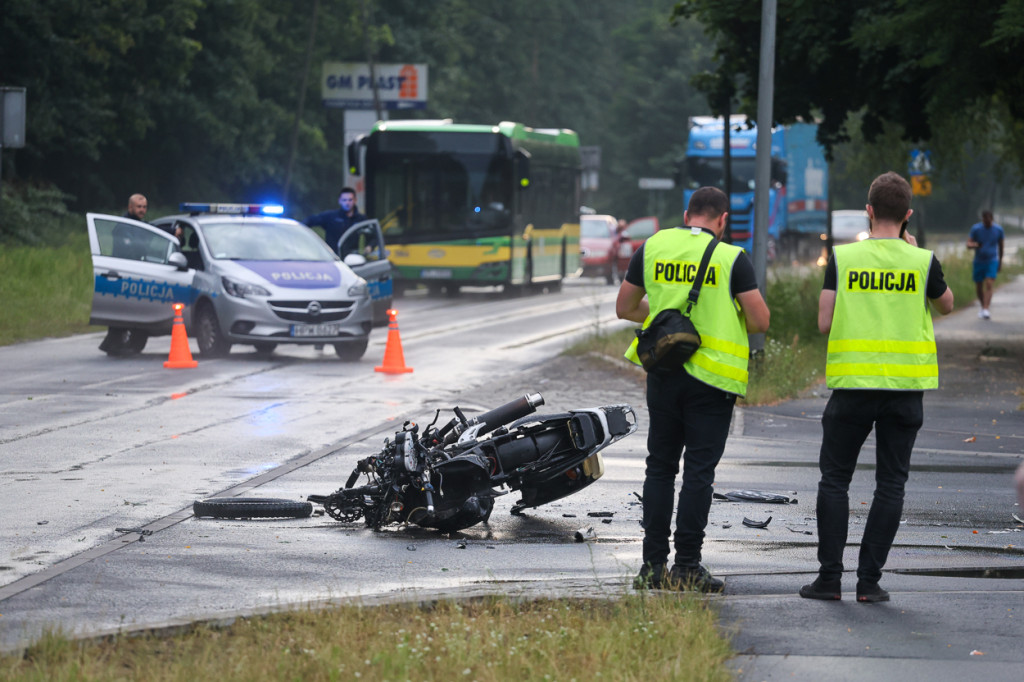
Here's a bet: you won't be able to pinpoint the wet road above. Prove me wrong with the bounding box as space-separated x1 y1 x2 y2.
0 279 626 590
2 265 1022 680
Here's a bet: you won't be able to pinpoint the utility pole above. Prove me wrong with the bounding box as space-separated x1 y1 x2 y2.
750 0 776 354
360 0 383 121
282 0 320 206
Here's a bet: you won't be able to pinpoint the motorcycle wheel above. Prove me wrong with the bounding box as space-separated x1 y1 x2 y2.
193 497 312 519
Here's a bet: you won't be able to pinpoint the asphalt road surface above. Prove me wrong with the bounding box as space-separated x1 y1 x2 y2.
2 268 1022 681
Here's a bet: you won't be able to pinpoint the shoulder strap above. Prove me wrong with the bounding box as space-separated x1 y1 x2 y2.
684 237 719 316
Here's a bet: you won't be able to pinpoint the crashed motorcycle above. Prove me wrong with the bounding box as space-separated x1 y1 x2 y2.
308 393 637 533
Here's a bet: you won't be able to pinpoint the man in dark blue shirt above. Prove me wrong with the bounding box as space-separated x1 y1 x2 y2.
966 210 1005 319
305 187 366 255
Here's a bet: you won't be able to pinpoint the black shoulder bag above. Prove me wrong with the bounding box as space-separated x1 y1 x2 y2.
634 236 719 373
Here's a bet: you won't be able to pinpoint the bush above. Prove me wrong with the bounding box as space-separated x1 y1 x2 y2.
0 183 79 245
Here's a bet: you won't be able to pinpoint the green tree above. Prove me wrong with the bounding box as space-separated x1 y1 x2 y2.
671 0 1024 173
1 0 202 206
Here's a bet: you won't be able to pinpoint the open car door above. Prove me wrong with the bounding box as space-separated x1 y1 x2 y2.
86 213 195 334
339 218 393 327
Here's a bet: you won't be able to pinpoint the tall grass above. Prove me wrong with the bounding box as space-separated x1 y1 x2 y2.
0 232 97 345
2 594 734 682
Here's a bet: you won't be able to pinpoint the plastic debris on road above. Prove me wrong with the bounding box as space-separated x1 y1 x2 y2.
574 526 597 542
714 490 797 504
742 516 773 529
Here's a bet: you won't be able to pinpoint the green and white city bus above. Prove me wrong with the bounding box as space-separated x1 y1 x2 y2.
347 120 581 294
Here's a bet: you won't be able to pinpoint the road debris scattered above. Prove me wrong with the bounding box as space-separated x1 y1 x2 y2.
574 527 597 542
742 516 773 529
115 528 154 542
714 490 797 504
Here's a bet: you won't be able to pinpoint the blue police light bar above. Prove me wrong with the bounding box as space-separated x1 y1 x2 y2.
180 202 285 215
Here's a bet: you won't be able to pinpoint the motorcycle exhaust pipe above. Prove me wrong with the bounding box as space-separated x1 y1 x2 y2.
444 393 544 445
473 392 544 435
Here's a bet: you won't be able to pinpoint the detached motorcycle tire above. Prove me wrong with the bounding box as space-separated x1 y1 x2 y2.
193 497 313 519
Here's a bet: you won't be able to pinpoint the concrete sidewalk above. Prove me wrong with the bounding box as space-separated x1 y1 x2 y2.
720 274 1024 681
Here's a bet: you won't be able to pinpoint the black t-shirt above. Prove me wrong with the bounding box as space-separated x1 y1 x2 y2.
624 227 759 296
822 245 948 299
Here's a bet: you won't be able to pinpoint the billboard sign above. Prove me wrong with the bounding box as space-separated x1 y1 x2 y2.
322 63 428 110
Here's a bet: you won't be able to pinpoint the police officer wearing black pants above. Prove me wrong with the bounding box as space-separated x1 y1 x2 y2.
617 187 770 592
801 172 954 603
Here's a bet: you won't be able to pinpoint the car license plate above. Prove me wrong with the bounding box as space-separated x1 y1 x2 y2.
420 268 452 279
291 323 342 337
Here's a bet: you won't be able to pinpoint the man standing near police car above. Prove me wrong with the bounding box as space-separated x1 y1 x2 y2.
801 171 954 603
305 187 366 256
616 186 770 592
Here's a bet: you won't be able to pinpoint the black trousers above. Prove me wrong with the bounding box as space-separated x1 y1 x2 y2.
815 389 924 584
642 368 736 568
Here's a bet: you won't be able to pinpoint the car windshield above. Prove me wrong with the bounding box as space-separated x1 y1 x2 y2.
200 220 338 261
833 214 868 235
581 219 609 239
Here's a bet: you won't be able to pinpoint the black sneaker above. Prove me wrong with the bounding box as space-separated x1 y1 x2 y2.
668 564 725 593
799 577 842 600
633 563 668 590
856 581 890 603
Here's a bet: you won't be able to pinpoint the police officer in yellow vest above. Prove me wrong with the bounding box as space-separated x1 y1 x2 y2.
617 187 770 592
801 172 954 603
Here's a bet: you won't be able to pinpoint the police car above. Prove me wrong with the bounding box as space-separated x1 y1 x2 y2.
86 203 393 360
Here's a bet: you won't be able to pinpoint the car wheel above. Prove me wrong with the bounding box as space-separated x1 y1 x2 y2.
253 342 277 354
195 303 231 357
334 337 369 361
126 329 149 354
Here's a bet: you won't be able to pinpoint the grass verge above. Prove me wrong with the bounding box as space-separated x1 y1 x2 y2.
0 231 97 345
2 593 734 681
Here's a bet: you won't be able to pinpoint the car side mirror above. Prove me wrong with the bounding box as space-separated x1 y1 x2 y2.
168 252 188 271
343 253 367 267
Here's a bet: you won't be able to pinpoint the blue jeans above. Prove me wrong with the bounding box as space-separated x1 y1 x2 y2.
642 368 736 568
815 389 923 584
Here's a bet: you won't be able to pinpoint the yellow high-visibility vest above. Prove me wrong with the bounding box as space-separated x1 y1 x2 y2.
625 228 750 396
827 239 938 390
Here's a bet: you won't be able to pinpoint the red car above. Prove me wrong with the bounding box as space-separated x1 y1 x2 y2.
622 216 660 254
580 214 633 284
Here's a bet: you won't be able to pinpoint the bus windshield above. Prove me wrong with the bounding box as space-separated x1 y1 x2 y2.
369 131 513 238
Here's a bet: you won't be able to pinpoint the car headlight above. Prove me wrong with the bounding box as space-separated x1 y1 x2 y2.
348 279 368 297
221 276 270 298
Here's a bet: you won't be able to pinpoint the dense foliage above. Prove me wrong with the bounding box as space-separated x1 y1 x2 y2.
2 0 1021 244
1 0 710 236
672 0 1024 225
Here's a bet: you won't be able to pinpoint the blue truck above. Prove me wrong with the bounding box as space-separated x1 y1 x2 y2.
678 116 828 260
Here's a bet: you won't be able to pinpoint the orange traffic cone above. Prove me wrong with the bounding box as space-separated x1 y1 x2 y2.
375 308 413 374
164 302 198 369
